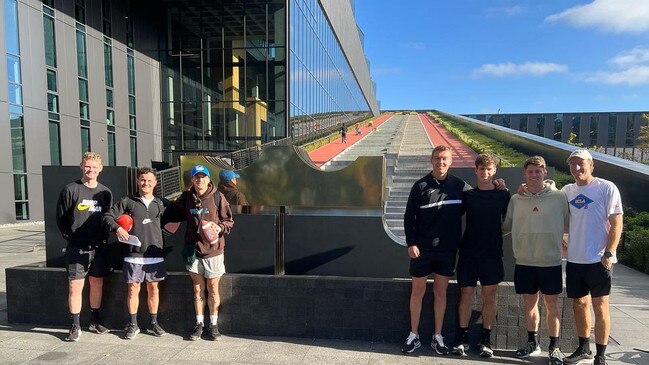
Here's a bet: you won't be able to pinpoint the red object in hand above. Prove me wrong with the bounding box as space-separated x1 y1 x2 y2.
116 214 134 232
199 220 220 245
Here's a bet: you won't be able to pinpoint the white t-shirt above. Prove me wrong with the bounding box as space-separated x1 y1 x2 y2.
562 177 623 264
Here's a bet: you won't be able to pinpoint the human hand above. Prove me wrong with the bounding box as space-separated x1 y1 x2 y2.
517 183 526 195
493 178 507 190
116 227 130 241
408 245 420 259
601 255 613 270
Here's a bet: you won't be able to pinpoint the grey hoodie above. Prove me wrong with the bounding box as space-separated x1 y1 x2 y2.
502 180 569 267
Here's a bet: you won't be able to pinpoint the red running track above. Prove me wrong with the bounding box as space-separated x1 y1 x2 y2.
308 113 394 167
418 113 478 168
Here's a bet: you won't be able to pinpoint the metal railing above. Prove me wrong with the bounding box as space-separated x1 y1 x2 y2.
154 166 182 199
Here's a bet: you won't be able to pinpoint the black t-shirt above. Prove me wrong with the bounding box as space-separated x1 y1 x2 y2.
459 187 511 258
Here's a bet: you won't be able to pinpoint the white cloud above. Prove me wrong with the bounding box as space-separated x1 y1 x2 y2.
546 0 649 33
400 42 426 51
472 62 568 77
485 5 525 17
585 46 649 85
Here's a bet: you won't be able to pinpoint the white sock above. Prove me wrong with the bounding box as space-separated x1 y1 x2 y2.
210 314 218 326
408 332 418 340
196 315 204 325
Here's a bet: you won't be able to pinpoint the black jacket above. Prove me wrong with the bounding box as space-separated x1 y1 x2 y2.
103 194 182 258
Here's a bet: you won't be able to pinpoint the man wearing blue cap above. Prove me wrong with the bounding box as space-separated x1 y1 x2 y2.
175 164 234 341
217 170 248 206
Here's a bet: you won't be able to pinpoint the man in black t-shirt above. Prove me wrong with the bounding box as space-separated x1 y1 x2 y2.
452 154 510 357
56 152 113 342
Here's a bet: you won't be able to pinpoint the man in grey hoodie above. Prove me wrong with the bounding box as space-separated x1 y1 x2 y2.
503 156 569 365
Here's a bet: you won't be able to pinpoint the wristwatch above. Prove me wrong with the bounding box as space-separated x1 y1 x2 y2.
603 251 613 258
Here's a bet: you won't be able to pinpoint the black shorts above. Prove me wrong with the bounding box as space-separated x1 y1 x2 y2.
410 250 456 278
66 244 112 280
123 261 166 283
457 256 503 287
514 264 563 295
566 262 612 298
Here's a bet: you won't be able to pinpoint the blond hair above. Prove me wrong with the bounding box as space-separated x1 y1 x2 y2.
81 152 103 165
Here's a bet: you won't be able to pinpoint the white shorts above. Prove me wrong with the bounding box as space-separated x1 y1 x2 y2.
186 254 225 278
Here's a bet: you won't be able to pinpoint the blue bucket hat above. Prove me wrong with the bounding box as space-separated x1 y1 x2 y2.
219 170 240 181
191 164 210 177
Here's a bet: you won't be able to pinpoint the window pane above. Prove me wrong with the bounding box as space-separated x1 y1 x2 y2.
47 69 57 91
43 14 57 67
129 115 136 130
130 137 137 167
47 92 59 113
6 54 21 83
78 78 88 101
13 174 27 200
4 0 20 55
128 95 136 115
10 115 26 172
107 131 116 166
104 43 113 87
106 89 113 107
81 127 91 153
80 101 89 120
106 109 114 125
49 121 61 165
127 52 135 94
8 83 22 105
15 202 29 220
76 30 87 77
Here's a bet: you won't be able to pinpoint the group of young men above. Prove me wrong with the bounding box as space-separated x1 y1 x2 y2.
56 152 235 342
402 145 623 365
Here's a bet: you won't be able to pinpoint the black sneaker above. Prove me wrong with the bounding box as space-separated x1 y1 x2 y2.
66 324 81 342
549 347 564 365
431 334 450 355
479 339 494 358
206 324 222 341
189 323 204 341
516 341 541 358
401 332 421 353
594 355 606 365
124 322 140 340
451 341 469 356
147 322 166 337
89 321 110 334
563 348 593 364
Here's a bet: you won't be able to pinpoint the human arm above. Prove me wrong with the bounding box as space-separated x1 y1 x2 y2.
601 213 623 269
102 197 130 241
403 183 420 249
56 187 73 239
216 193 234 235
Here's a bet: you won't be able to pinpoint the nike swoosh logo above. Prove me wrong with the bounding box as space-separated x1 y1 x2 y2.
77 204 91 211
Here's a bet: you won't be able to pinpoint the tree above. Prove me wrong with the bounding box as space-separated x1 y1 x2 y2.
638 114 649 162
567 132 583 147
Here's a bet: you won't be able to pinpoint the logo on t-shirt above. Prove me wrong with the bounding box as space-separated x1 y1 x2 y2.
76 199 102 212
569 194 594 209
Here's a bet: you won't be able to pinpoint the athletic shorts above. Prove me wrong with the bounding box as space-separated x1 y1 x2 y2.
566 262 612 298
456 256 503 287
514 264 563 295
187 254 226 278
409 250 456 278
123 261 166 283
66 244 112 280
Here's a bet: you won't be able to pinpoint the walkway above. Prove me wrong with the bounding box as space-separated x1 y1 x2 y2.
0 224 647 364
419 113 478 167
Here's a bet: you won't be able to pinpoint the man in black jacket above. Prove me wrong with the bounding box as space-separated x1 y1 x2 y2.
103 167 181 340
56 152 113 342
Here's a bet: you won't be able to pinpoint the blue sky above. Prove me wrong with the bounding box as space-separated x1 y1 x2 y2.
354 0 649 114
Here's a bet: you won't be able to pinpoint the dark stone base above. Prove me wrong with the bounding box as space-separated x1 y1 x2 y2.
6 264 576 348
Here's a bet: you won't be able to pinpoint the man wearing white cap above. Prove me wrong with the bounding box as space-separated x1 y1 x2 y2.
562 149 623 365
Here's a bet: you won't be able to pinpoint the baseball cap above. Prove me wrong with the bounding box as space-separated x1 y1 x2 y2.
219 169 240 181
191 164 210 177
567 149 593 163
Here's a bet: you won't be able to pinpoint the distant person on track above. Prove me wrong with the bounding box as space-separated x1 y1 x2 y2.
340 123 347 143
354 121 362 135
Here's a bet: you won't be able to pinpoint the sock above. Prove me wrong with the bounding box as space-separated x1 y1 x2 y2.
549 336 559 352
596 343 606 357
210 313 218 326
578 336 590 352
196 315 204 325
90 307 100 322
482 327 491 342
130 313 138 326
71 313 80 326
459 327 469 342
150 313 158 324
527 331 538 346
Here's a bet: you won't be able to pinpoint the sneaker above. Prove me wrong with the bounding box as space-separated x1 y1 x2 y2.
189 322 204 341
516 342 542 358
479 339 494 358
593 355 606 365
401 332 421 353
431 334 450 355
89 321 110 334
563 348 593 364
124 322 140 340
549 347 564 365
147 322 166 337
206 324 222 341
452 341 469 356
66 324 81 342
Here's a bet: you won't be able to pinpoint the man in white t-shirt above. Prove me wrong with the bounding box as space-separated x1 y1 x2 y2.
562 149 623 365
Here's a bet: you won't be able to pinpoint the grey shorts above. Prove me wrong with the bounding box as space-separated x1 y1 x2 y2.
123 261 166 283
186 255 225 278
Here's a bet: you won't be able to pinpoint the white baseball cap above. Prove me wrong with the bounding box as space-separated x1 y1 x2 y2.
567 149 593 163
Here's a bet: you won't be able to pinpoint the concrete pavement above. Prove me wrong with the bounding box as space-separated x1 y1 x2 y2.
1 223 648 364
